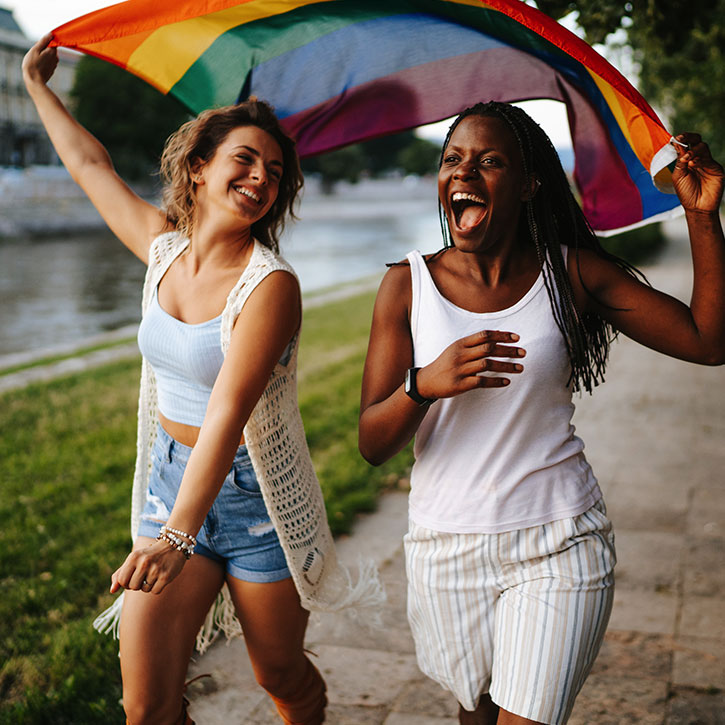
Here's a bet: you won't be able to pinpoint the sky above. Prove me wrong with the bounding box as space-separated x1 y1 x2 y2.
4 0 119 38
7 0 576 148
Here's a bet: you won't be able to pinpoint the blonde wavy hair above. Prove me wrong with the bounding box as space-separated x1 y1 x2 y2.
159 100 303 252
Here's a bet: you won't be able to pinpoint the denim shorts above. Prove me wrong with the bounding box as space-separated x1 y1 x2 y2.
137 425 290 583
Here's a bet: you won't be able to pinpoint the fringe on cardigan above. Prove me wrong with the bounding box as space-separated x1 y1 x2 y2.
93 233 386 650
93 557 386 655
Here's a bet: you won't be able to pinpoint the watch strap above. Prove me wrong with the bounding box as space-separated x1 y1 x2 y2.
405 367 435 406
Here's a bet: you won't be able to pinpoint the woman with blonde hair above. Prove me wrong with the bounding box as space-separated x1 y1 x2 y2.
24 33 380 725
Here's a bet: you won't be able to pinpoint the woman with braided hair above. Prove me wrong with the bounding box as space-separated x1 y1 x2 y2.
359 101 724 724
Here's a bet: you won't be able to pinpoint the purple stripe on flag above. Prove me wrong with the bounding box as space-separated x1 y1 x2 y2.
280 46 643 231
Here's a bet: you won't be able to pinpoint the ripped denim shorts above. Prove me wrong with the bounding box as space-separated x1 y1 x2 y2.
137 424 290 583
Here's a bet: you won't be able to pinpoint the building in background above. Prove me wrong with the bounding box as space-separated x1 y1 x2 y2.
0 7 77 166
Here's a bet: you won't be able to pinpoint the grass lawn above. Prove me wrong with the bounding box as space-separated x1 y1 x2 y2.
0 337 137 377
0 289 413 724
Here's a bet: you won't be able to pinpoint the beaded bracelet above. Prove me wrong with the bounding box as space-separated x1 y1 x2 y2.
164 532 190 549
157 532 194 560
160 525 197 547
158 532 192 559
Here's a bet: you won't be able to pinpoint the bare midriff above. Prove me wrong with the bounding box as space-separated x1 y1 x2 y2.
158 411 245 448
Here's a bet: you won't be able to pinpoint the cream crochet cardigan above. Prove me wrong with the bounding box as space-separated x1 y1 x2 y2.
94 232 384 651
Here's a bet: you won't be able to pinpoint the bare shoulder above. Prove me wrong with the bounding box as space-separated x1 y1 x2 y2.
381 261 411 286
247 268 300 309
567 246 606 309
568 245 636 284
233 268 300 328
567 244 644 312
230 268 301 354
566 245 602 273
375 262 412 312
262 267 300 291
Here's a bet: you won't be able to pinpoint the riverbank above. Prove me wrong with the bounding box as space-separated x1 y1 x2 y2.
0 166 132 237
0 167 437 238
0 282 414 723
0 175 440 357
0 274 383 392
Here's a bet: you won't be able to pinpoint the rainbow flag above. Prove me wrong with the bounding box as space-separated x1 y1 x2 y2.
51 0 681 234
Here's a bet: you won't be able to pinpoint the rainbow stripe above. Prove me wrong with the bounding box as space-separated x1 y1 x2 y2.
52 0 681 234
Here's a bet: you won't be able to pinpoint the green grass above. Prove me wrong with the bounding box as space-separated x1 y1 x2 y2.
0 290 412 723
299 291 414 534
0 338 137 377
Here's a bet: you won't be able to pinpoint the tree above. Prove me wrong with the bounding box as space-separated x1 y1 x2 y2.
301 131 441 192
301 145 368 193
70 56 190 181
536 0 725 165
397 137 441 177
358 131 419 176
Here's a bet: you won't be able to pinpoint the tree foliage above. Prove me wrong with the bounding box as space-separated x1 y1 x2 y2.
397 137 443 177
536 0 725 164
301 145 368 193
70 56 190 181
358 131 440 178
301 131 440 192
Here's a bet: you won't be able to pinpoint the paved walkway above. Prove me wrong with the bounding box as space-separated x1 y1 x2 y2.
184 216 725 724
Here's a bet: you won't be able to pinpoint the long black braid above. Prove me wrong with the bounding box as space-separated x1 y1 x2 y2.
439 101 646 394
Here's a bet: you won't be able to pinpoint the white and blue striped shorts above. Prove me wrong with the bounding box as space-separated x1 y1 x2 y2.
404 499 615 724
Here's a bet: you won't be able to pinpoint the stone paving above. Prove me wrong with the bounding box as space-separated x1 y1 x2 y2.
185 216 725 724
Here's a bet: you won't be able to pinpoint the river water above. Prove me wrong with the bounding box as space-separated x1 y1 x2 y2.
0 177 442 356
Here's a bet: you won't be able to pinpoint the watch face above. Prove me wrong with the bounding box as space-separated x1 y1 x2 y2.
405 367 430 406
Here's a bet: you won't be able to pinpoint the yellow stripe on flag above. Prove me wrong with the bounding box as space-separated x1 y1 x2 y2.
587 67 667 170
126 0 336 93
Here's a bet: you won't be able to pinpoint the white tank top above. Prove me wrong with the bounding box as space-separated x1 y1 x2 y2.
407 248 600 534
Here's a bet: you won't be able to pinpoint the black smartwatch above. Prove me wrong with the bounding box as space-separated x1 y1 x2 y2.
404 367 435 406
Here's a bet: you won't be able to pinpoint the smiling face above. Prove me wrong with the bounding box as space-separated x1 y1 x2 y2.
193 125 284 231
438 114 529 254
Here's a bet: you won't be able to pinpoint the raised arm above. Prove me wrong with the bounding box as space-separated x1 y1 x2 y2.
110 270 301 593
571 133 725 364
22 34 167 263
359 264 525 465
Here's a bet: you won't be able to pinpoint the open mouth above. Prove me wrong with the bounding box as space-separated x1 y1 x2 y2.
451 191 487 231
233 185 262 205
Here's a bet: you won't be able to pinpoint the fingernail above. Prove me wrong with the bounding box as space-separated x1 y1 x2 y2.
502 378 510 385
514 364 523 372
510 333 519 341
